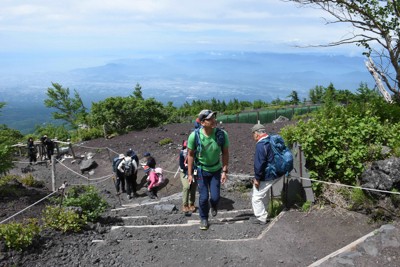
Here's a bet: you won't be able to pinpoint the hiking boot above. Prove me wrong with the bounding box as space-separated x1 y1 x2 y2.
200 219 209 230
249 216 269 225
211 206 217 217
182 205 189 212
189 205 196 212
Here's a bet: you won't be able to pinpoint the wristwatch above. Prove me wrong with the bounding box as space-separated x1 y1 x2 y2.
222 170 228 173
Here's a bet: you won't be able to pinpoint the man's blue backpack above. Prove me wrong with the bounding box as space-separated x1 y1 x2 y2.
263 134 294 178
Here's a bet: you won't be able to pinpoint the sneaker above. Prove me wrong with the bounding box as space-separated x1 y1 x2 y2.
200 219 209 230
211 206 217 217
249 216 268 225
127 195 132 200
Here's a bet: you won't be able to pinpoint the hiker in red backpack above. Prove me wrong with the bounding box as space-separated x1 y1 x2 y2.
179 140 197 212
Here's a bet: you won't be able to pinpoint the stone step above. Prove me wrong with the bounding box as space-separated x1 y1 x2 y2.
105 217 267 242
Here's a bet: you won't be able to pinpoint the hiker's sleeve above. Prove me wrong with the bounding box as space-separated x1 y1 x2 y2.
133 160 138 174
223 130 229 148
148 172 157 190
254 143 267 180
187 132 195 150
117 160 124 173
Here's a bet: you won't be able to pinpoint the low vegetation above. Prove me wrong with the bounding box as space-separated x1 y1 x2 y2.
0 180 108 250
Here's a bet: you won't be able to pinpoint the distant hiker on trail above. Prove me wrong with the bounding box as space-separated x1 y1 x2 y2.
141 152 157 186
187 109 229 230
250 124 281 225
143 152 156 169
179 140 197 213
127 148 139 167
118 154 138 200
42 135 55 163
113 154 126 194
27 137 37 165
146 167 164 199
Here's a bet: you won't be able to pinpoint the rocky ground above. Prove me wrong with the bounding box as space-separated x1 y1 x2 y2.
1 122 398 266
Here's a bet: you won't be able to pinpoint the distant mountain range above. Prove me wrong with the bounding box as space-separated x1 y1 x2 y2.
0 51 375 133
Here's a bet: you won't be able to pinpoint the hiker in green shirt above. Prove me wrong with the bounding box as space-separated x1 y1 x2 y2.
187 110 229 230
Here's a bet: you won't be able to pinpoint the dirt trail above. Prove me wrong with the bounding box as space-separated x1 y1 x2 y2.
1 122 396 266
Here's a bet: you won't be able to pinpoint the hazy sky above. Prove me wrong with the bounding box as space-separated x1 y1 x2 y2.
0 0 364 71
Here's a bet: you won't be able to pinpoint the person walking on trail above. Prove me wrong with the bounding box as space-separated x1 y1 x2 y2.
187 109 229 230
27 137 37 165
113 154 126 194
179 140 197 213
42 135 55 163
146 167 164 199
250 123 279 225
143 152 156 169
118 154 138 200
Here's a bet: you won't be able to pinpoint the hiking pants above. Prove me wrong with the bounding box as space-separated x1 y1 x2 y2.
251 177 281 223
180 172 197 206
125 173 137 196
115 171 125 193
196 169 221 220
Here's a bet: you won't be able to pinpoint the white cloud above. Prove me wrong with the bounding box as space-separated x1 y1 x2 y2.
0 0 364 66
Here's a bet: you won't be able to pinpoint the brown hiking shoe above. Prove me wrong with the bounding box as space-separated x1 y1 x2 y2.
182 205 189 212
189 205 196 212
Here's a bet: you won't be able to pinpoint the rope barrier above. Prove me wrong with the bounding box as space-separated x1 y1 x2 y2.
55 159 113 181
228 172 400 195
6 142 400 227
294 176 400 195
0 190 59 224
68 176 112 186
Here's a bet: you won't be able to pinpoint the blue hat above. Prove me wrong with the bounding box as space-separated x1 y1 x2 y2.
143 152 151 157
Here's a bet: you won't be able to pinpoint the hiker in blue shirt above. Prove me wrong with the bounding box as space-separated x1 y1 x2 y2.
250 123 276 225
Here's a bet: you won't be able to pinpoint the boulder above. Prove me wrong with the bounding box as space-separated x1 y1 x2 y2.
79 159 98 173
360 157 400 197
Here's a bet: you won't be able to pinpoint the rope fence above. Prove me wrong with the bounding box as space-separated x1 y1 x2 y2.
3 143 400 225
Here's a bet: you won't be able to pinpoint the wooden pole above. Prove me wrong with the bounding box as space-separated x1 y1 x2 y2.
51 155 56 192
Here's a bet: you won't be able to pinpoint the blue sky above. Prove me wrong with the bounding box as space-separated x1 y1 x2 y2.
0 0 365 72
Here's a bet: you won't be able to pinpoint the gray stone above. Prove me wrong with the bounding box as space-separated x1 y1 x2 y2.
154 204 176 212
360 157 400 196
79 158 98 173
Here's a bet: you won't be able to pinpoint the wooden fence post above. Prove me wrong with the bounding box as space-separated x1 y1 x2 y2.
51 155 56 192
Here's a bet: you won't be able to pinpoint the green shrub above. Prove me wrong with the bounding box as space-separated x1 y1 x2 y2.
0 218 40 251
281 106 400 185
301 200 312 212
42 206 87 232
390 189 400 208
0 174 19 187
350 188 373 210
268 199 284 218
62 185 108 222
19 174 44 188
159 138 173 146
71 127 104 142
